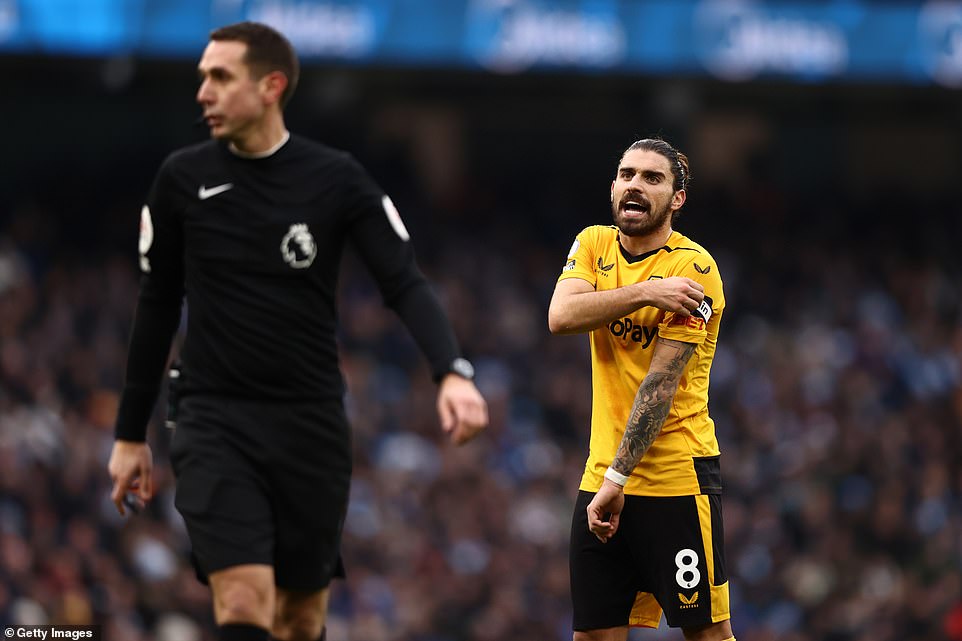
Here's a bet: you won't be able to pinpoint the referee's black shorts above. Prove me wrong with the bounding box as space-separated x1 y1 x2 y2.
569 490 731 631
169 394 351 591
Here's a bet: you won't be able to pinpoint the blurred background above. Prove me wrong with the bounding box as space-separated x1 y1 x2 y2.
2 1 962 640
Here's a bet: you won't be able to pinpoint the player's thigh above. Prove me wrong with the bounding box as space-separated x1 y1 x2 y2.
626 494 730 629
569 490 642 632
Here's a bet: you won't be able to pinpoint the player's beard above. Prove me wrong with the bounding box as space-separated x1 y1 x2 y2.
611 193 673 237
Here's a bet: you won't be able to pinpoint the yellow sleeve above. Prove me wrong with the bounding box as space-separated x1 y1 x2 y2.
658 254 724 345
556 228 598 288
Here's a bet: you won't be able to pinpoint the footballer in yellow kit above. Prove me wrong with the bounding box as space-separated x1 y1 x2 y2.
560 224 724 497
549 139 735 641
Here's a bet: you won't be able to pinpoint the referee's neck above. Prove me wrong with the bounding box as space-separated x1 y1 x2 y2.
230 115 289 156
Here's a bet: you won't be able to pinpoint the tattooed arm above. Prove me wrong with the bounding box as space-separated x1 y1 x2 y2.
586 337 697 542
611 338 697 474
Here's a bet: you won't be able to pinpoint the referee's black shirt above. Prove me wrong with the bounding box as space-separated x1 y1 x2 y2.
115 134 460 441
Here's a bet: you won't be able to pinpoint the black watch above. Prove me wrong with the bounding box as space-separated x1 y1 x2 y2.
447 357 475 381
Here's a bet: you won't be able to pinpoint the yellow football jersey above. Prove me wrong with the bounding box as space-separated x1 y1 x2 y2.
558 225 725 496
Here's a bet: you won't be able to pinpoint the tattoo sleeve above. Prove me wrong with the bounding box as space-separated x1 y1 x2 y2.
610 338 697 477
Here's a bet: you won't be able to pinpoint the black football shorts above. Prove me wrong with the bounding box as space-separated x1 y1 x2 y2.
169 394 351 590
569 490 731 630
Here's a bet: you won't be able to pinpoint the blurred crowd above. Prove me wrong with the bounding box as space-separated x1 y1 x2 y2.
0 151 960 641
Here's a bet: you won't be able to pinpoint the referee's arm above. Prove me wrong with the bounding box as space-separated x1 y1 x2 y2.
110 164 185 514
344 191 487 440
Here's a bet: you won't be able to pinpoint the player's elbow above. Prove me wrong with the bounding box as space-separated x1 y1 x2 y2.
547 306 577 335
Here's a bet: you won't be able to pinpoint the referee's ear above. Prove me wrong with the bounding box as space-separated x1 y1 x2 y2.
260 70 288 107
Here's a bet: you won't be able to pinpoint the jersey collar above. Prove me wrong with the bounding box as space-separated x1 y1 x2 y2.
618 230 679 264
228 131 291 159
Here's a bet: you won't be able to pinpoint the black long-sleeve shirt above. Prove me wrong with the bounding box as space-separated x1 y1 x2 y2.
115 134 460 441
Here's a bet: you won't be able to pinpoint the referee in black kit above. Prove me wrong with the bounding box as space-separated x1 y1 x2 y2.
107 22 488 641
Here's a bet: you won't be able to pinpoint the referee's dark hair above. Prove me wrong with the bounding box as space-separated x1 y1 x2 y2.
623 138 691 194
211 21 300 109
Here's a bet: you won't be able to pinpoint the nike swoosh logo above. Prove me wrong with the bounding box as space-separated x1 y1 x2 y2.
198 183 234 200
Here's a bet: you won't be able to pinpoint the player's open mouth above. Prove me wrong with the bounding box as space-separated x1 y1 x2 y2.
622 199 649 215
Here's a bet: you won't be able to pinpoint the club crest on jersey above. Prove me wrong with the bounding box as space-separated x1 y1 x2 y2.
280 223 317 269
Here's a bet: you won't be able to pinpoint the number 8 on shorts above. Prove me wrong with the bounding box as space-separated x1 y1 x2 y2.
675 548 701 589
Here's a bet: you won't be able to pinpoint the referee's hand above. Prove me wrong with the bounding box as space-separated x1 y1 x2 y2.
108 440 154 516
437 375 488 445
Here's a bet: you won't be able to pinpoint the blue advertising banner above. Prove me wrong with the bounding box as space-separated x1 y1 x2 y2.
1 0 961 87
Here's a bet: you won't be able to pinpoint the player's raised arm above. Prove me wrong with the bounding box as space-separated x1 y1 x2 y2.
548 275 704 335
